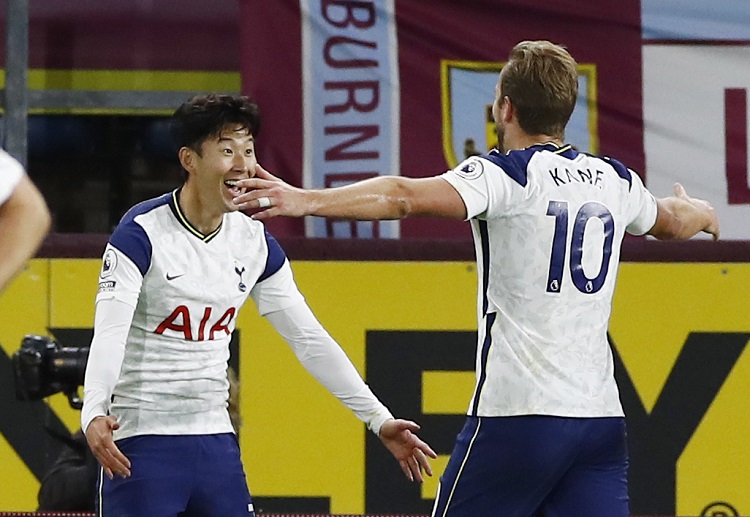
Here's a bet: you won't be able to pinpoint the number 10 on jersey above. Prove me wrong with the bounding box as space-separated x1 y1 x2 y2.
546 200 614 295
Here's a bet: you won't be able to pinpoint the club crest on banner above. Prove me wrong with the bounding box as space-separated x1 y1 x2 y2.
440 60 599 169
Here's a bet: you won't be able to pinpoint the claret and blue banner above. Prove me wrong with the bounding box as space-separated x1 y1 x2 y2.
241 0 750 240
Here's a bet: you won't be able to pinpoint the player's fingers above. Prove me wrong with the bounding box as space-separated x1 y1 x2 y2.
413 437 437 459
232 192 264 211
707 219 720 241
100 454 128 478
101 445 131 478
414 448 433 477
255 163 277 180
234 178 274 195
673 182 687 198
92 448 120 479
250 206 280 220
407 455 424 483
400 459 414 482
109 441 131 469
398 419 421 433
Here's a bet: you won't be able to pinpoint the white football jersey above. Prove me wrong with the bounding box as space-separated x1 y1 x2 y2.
442 143 657 418
0 149 25 205
94 189 303 440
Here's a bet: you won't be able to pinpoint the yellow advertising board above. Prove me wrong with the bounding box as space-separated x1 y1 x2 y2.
0 259 747 515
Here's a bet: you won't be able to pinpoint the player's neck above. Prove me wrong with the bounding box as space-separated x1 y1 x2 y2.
503 126 563 151
178 184 224 236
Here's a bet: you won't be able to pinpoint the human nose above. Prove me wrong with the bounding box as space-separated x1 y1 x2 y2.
231 153 248 172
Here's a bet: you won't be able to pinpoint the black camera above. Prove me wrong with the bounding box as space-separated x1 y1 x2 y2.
12 335 90 409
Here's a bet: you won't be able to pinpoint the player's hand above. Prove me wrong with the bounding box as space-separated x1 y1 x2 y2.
378 418 437 482
673 182 720 240
84 415 131 479
232 164 308 220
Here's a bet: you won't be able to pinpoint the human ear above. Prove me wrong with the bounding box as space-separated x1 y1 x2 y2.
501 96 514 123
178 147 194 172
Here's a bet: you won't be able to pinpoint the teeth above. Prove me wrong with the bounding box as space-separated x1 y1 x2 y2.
225 180 238 187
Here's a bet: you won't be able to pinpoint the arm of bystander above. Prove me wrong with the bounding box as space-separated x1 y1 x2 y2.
0 174 51 294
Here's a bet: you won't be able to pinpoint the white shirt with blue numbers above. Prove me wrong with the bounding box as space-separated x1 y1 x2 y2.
442 143 658 418
82 189 392 440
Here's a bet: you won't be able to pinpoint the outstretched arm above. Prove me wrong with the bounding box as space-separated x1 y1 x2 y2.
0 175 51 294
263 300 436 481
648 183 719 240
233 164 467 221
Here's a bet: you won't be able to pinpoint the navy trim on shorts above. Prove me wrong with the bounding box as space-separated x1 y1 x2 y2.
432 417 482 517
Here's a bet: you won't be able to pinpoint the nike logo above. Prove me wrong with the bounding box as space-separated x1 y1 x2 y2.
166 272 185 281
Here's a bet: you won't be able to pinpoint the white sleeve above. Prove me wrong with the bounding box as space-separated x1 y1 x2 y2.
264 301 394 435
441 155 515 220
96 244 143 308
624 169 658 235
249 259 305 316
0 150 25 205
80 297 135 433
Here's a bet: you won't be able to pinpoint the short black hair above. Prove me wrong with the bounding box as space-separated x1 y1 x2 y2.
170 94 262 153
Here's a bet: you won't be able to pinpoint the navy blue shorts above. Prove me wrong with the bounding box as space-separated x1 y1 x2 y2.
431 416 629 517
96 433 254 517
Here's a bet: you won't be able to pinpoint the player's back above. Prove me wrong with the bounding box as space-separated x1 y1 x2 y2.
445 143 656 417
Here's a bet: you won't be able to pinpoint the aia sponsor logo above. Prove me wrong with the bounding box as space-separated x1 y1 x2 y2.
154 305 236 341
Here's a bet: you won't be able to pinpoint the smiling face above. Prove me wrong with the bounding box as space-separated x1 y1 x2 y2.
181 124 257 213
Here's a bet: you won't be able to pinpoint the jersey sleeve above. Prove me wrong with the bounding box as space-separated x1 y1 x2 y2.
80 297 135 432
96 214 152 306
264 301 393 435
95 244 144 308
623 169 658 235
441 154 522 220
258 230 286 281
250 260 305 316
441 157 492 219
0 150 25 205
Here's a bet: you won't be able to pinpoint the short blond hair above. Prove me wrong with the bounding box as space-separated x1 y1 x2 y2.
500 40 578 138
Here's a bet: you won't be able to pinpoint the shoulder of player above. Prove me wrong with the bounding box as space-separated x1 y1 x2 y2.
116 191 173 231
108 193 170 247
469 149 531 187
565 151 639 191
106 192 174 276
523 146 638 190
595 154 635 188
